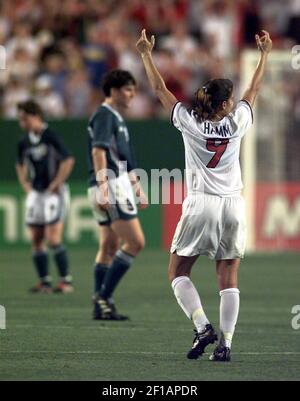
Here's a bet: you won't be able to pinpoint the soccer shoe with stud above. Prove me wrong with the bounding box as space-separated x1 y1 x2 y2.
209 345 231 362
187 324 218 359
93 297 129 321
29 283 52 294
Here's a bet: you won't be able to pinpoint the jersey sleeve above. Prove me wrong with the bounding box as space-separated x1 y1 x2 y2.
231 100 253 137
48 131 72 160
171 102 194 132
90 108 115 149
16 140 25 165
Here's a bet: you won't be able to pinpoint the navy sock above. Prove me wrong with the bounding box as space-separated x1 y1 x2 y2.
51 244 70 280
94 263 109 295
99 250 134 300
32 251 50 283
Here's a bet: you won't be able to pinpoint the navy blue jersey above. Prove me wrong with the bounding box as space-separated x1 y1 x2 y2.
17 126 72 191
87 103 136 187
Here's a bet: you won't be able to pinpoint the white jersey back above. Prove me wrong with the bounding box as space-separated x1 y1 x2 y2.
171 101 253 197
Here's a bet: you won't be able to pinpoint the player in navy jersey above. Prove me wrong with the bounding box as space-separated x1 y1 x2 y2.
16 100 75 293
87 70 148 320
137 29 272 361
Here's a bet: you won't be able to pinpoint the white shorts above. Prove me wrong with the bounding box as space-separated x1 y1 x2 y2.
88 173 137 226
170 193 246 260
25 185 70 226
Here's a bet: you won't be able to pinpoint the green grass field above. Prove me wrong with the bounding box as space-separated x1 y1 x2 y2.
1 249 300 381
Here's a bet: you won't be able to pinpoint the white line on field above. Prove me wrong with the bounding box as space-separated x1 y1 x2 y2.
8 324 300 335
0 351 300 356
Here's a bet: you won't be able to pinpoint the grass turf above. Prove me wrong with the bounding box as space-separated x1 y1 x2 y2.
0 249 300 381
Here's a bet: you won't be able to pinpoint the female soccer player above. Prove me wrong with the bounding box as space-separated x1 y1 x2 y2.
16 100 75 293
137 29 272 361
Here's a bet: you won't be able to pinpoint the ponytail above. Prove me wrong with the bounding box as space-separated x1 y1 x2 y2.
194 87 216 121
194 79 233 122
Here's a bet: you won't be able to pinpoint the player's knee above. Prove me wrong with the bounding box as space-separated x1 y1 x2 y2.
168 270 176 282
126 236 145 255
135 236 146 253
47 238 60 248
98 240 118 264
217 273 238 290
168 268 186 282
46 231 61 247
168 264 182 282
32 243 44 252
226 278 238 289
108 244 118 258
31 235 44 251
101 238 117 255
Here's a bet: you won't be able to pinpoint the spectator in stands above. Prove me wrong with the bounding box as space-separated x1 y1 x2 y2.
34 75 66 118
160 22 198 70
0 0 298 118
9 47 37 82
42 51 68 99
65 69 91 117
6 21 39 61
82 23 117 109
3 77 30 118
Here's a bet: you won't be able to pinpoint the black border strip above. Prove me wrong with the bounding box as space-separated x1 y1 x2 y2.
170 101 181 127
240 99 254 124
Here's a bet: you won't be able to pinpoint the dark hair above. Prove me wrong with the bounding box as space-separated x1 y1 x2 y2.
102 70 136 97
17 100 44 119
194 78 233 121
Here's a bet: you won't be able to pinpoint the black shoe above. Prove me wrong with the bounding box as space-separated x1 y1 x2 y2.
187 324 218 360
108 300 129 321
210 345 231 362
29 282 52 294
92 297 129 321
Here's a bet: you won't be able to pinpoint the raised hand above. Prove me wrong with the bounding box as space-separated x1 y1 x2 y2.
255 30 272 54
136 29 155 56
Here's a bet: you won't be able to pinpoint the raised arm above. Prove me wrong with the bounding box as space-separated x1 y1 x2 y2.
242 30 272 107
136 29 178 115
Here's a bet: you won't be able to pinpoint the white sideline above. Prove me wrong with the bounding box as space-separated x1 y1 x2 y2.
0 351 300 356
9 324 300 335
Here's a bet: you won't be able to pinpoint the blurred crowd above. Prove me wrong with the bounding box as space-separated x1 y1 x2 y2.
0 0 299 119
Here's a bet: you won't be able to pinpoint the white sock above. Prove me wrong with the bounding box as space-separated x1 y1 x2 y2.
219 288 240 349
171 276 209 332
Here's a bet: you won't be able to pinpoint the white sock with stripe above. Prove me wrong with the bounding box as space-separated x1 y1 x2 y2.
219 288 240 349
171 276 209 332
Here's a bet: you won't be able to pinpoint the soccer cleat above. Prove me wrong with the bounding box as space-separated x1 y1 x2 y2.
108 300 129 321
29 282 52 294
93 296 129 321
187 324 218 359
209 345 231 362
53 281 74 294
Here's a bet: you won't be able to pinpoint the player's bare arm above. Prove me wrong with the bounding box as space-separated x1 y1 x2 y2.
16 163 32 193
129 170 149 209
92 147 110 210
136 29 178 115
48 156 75 192
242 30 272 107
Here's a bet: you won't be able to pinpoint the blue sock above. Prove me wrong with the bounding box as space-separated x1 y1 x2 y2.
99 250 134 299
50 244 70 281
32 251 50 284
94 263 109 295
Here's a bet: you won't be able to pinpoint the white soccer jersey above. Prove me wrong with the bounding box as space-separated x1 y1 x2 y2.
171 101 253 197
